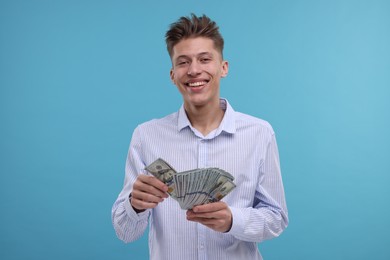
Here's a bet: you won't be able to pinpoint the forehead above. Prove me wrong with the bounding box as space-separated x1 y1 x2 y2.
171 37 221 60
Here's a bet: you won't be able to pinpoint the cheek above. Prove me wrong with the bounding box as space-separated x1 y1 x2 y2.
171 69 183 82
205 64 221 76
172 76 182 87
171 74 185 90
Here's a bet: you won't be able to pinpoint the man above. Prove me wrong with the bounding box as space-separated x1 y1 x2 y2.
112 14 288 260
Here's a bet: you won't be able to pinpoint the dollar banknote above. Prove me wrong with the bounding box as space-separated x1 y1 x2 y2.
144 158 178 198
145 158 236 209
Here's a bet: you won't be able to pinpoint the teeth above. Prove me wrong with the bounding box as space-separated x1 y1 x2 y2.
188 81 206 87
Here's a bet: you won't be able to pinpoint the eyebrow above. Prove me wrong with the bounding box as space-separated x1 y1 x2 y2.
175 52 213 61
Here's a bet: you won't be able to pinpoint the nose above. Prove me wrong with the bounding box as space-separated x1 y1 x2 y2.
187 61 201 76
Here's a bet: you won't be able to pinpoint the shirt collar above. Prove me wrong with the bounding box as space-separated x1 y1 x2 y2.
177 98 236 136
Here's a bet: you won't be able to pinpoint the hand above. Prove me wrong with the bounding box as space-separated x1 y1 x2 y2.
130 175 169 212
186 201 233 233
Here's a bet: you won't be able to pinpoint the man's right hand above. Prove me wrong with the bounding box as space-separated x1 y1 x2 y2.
130 175 169 212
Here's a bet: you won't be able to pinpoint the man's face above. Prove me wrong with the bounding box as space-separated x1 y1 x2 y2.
170 37 228 108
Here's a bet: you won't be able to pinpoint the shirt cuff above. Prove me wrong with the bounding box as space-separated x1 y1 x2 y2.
124 195 150 220
227 206 246 236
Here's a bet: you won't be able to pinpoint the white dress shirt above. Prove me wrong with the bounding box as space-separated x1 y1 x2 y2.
112 99 288 260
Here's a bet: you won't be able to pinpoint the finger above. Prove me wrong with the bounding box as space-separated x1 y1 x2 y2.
140 175 169 193
188 217 221 225
135 176 169 198
186 216 228 232
187 211 226 221
132 189 165 203
192 201 227 213
187 210 214 219
187 205 232 221
130 196 159 210
187 213 232 233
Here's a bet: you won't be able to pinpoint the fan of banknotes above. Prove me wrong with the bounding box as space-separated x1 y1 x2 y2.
145 158 236 210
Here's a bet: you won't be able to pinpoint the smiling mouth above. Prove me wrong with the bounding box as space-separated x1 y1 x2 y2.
186 81 208 87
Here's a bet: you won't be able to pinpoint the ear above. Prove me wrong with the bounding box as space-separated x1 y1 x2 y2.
170 68 175 84
221 60 229 78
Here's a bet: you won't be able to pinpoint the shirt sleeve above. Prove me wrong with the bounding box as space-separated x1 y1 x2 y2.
111 127 151 243
228 133 289 242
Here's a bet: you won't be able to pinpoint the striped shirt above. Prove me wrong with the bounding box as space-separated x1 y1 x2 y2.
112 99 288 260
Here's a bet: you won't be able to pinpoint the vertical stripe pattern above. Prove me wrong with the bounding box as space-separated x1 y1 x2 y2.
112 99 288 260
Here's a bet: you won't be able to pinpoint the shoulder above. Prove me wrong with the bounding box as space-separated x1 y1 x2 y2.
135 112 178 131
234 111 275 136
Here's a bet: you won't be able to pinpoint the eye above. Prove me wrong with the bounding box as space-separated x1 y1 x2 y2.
177 60 189 66
200 58 211 63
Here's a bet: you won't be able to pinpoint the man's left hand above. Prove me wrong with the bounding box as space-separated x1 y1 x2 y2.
186 201 232 233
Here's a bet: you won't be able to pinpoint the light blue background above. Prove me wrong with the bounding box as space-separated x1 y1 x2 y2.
1 0 389 259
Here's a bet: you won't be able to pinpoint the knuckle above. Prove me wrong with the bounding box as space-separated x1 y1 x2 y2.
131 199 140 207
146 194 155 202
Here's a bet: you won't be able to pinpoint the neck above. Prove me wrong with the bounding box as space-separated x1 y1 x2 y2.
184 99 224 136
